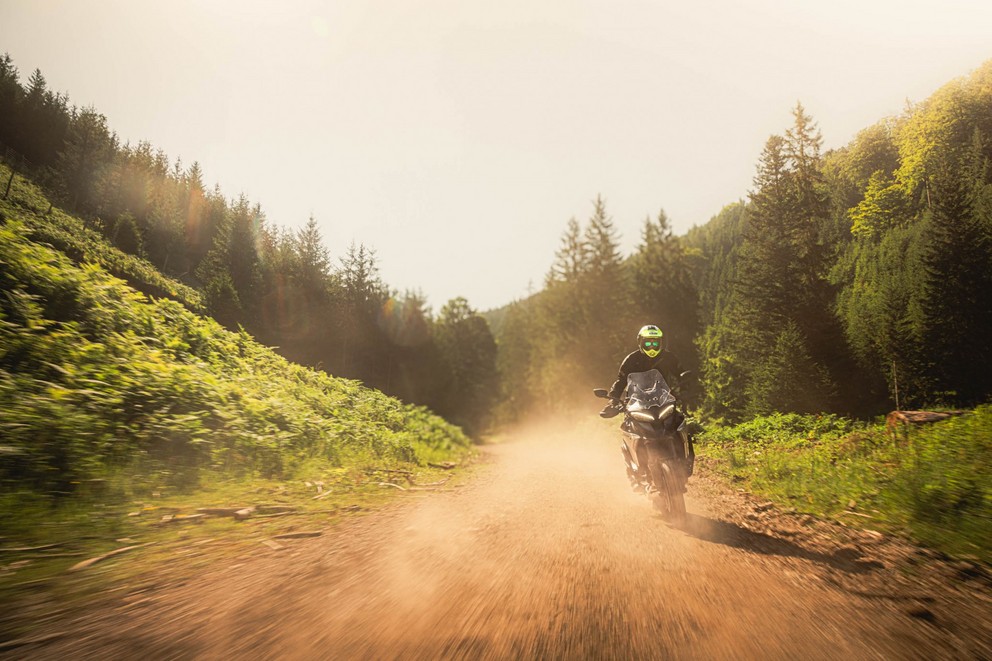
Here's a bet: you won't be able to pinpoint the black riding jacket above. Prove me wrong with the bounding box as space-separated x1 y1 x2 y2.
607 349 683 401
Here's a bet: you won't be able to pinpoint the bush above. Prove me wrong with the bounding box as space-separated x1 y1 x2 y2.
0 212 469 501
699 410 991 560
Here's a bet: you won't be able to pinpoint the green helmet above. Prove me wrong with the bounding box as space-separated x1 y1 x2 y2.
637 325 664 358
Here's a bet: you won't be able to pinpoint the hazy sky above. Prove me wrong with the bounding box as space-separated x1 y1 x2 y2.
2 1 990 310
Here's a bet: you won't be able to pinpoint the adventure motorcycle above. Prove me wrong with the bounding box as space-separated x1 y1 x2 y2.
594 369 694 521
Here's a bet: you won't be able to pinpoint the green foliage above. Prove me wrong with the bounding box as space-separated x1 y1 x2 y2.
849 171 913 238
433 297 498 433
692 63 992 419
700 409 992 560
0 163 203 312
0 211 469 505
744 322 834 417
831 220 928 406
891 407 992 551
700 411 857 446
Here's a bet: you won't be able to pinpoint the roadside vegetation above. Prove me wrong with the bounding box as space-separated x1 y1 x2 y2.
698 410 992 561
0 168 470 545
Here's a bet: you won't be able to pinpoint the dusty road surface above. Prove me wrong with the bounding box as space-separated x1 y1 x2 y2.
9 423 992 660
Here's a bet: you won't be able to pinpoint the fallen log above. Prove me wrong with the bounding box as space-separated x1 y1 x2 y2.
886 410 967 441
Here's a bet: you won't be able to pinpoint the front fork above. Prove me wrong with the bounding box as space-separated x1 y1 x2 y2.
620 438 649 488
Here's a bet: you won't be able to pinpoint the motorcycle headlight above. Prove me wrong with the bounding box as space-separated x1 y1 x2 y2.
658 404 676 421
629 410 654 422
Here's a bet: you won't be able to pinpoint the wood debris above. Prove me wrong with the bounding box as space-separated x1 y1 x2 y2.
272 532 322 539
428 461 458 470
159 514 207 525
196 507 251 517
68 542 155 572
0 543 62 554
256 505 297 514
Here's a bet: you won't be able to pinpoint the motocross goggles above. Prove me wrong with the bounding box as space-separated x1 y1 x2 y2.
640 339 661 357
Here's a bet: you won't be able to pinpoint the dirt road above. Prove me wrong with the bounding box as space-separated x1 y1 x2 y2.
12 424 992 659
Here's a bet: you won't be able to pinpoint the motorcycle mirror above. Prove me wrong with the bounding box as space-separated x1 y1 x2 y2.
599 407 621 418
593 388 609 399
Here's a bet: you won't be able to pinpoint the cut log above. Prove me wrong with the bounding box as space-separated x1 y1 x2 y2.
886 410 967 441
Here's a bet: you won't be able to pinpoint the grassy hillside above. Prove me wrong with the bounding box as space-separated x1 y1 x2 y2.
0 163 470 523
698 411 991 561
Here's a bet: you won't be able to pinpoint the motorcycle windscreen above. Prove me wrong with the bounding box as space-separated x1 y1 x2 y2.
625 369 676 411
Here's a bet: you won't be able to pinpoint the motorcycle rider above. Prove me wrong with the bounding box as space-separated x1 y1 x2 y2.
602 325 694 488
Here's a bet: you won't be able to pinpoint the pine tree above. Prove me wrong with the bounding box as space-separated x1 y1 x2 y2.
546 217 586 285
727 105 838 415
56 107 114 210
628 208 699 364
296 215 331 291
434 297 498 433
920 167 992 403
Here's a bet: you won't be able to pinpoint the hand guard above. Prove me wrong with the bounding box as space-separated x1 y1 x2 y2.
599 401 622 419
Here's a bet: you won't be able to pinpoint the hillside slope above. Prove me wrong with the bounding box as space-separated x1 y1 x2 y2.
0 164 469 508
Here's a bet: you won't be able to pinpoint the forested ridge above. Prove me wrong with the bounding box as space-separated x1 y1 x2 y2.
496 61 992 424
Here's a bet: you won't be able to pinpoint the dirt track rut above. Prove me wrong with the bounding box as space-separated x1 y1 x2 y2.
13 425 992 659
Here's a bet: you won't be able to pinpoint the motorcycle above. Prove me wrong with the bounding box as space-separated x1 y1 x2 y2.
594 369 693 521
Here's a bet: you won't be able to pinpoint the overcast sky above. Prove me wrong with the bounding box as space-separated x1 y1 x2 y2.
2 0 990 310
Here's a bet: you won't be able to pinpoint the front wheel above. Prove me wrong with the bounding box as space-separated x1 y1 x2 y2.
648 449 686 523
